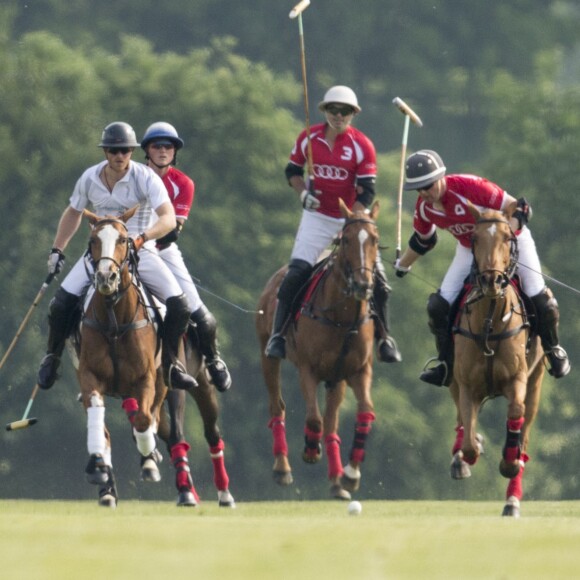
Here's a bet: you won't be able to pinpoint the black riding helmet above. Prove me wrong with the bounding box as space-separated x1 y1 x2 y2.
98 122 140 148
404 150 446 190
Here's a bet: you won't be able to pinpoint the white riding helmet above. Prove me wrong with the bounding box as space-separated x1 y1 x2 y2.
318 86 361 113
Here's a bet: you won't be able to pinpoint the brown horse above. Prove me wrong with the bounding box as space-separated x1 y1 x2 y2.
256 200 379 500
76 207 165 507
449 202 545 517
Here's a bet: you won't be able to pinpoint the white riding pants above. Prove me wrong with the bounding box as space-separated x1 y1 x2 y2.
290 210 345 266
439 226 545 304
157 243 203 312
62 241 183 301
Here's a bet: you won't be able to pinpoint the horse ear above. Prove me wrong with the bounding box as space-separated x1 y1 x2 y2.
339 198 354 219
504 200 518 218
83 209 99 226
119 205 139 223
466 201 481 221
370 201 379 220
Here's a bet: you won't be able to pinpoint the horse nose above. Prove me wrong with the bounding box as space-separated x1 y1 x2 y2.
96 270 118 294
353 280 372 301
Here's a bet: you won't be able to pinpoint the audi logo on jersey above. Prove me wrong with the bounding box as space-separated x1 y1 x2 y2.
313 164 349 180
448 223 475 236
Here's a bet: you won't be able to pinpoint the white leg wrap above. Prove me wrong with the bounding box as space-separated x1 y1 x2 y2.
87 406 106 456
134 426 156 456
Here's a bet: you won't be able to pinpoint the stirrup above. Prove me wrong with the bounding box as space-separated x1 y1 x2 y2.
420 357 450 387
545 346 571 379
206 357 232 392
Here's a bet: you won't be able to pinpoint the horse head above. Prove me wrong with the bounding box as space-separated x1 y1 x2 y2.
337 199 380 302
84 206 138 296
468 201 518 298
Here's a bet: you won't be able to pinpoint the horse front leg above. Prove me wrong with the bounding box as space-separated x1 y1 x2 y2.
83 389 117 508
322 380 349 499
341 364 375 496
458 385 482 466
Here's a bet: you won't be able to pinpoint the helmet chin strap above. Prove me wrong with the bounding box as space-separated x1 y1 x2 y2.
149 159 172 170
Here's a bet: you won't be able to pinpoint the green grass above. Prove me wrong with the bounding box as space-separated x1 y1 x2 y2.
1 500 579 579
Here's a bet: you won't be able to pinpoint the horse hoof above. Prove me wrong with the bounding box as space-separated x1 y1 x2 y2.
218 490 236 508
330 484 351 501
450 452 472 480
98 493 117 508
341 465 361 493
499 460 521 479
141 458 161 483
177 491 198 507
476 433 485 454
273 470 294 486
85 454 109 485
502 496 521 518
302 447 322 464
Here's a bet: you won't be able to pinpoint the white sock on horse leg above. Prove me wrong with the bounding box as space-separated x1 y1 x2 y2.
87 406 106 456
134 426 156 456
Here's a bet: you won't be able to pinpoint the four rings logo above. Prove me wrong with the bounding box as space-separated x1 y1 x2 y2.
448 223 475 236
313 165 349 180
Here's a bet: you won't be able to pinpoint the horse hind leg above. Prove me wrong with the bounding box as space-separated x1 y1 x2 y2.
341 412 376 495
269 416 293 485
170 442 199 507
324 434 350 501
502 453 529 518
98 467 118 509
449 425 484 479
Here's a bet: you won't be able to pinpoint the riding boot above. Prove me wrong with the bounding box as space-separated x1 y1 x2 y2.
372 257 402 363
163 294 198 390
420 292 454 387
37 288 82 390
265 259 313 359
531 288 571 378
189 305 232 392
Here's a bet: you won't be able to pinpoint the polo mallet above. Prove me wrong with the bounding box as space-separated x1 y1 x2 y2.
289 0 315 192
392 97 423 260
0 272 56 373
6 384 39 431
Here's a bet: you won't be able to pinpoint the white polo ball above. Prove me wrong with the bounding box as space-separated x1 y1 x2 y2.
348 500 362 515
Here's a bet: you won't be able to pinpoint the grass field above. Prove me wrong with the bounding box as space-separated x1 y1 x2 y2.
1 499 579 579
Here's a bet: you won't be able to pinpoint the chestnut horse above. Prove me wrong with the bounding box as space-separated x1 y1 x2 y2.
77 207 165 507
74 208 234 508
449 202 545 517
256 200 379 500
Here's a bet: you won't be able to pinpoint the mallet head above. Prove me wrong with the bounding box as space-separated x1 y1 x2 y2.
289 0 311 19
6 418 38 431
392 97 423 127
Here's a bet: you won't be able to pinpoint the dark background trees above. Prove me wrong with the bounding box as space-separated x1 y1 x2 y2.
1 0 580 502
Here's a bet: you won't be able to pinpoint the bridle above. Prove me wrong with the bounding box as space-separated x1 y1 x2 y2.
470 216 519 296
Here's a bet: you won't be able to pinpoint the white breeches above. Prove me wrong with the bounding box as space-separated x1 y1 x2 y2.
439 226 545 304
157 243 203 312
62 242 183 302
290 210 345 266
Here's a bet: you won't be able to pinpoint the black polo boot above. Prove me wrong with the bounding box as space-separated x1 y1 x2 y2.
190 305 232 392
531 288 570 378
265 259 313 359
37 288 82 390
420 292 454 387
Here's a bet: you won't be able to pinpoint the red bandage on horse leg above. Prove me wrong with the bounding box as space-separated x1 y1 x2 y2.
349 412 376 463
268 416 289 456
170 441 191 462
170 441 196 493
507 417 525 432
210 439 229 491
506 454 529 500
452 425 465 456
325 434 343 479
121 398 139 425
304 426 322 461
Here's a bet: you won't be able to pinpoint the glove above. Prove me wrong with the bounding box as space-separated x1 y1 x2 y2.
132 233 148 252
393 258 411 278
47 248 65 275
300 189 321 210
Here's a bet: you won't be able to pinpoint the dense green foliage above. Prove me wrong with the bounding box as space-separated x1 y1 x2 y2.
0 1 580 504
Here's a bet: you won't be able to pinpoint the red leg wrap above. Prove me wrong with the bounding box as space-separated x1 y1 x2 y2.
452 425 464 455
325 434 343 479
349 412 375 463
170 441 191 462
210 439 229 491
506 453 529 500
268 416 288 456
121 398 139 425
